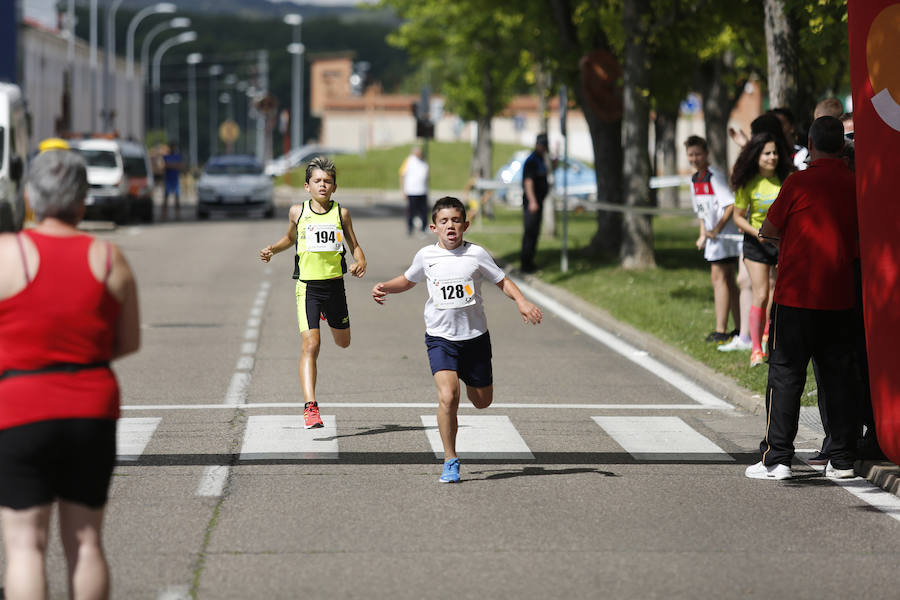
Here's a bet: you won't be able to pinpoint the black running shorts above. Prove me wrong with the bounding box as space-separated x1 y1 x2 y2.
296 278 350 332
0 418 117 510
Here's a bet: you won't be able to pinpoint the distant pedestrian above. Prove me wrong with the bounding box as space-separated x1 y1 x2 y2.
520 133 550 274
372 196 542 483
745 116 859 480
731 132 792 367
259 156 367 429
684 136 741 344
0 149 141 598
162 142 184 219
400 146 429 236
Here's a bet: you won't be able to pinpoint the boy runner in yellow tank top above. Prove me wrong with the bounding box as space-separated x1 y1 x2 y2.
259 156 367 428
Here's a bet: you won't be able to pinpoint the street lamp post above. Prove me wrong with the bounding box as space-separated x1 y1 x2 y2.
284 13 303 152
125 2 176 139
152 30 197 131
187 53 202 169
141 17 190 128
208 64 223 158
90 0 98 131
102 0 124 132
163 93 181 143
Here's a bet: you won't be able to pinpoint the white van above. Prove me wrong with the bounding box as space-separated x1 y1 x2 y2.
0 82 29 231
69 137 154 223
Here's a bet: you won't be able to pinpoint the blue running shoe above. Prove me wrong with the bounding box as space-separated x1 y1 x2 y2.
439 458 460 483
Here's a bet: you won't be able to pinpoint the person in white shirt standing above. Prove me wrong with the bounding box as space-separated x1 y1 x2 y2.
400 146 429 236
372 196 543 483
685 135 742 344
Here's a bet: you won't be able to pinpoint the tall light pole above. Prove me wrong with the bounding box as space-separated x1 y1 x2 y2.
141 16 190 128
90 0 98 131
186 53 202 169
163 93 181 143
208 64 223 158
284 13 303 152
152 30 197 130
102 0 124 132
125 2 176 138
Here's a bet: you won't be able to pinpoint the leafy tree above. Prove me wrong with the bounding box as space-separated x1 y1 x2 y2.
382 0 529 178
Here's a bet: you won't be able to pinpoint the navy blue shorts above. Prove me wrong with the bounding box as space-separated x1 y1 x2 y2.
0 418 117 510
425 331 493 388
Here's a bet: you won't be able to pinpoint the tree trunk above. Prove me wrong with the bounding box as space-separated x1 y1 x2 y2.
620 0 655 269
654 108 678 209
548 0 622 257
698 54 733 174
469 67 495 179
763 0 799 113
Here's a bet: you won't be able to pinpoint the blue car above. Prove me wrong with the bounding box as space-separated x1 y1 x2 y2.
494 150 597 207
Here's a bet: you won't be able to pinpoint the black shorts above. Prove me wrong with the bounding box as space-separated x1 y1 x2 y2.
425 331 493 388
709 256 738 266
0 418 116 510
296 278 350 332
742 233 779 266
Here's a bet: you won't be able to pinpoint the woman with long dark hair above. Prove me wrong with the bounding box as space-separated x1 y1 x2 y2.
731 132 792 367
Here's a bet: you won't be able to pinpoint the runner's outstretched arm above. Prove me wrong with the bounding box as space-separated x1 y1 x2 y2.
496 277 543 324
372 276 416 305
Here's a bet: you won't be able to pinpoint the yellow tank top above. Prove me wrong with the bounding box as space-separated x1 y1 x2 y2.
293 200 345 280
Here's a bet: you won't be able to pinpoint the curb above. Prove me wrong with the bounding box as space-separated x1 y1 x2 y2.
514 270 900 497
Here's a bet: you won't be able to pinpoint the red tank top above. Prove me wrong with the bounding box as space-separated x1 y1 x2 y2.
0 231 121 429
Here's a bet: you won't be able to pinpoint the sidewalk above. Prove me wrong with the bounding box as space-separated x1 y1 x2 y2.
517 272 900 496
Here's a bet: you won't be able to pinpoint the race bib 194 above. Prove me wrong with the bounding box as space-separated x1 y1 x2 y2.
430 276 476 310
305 223 342 252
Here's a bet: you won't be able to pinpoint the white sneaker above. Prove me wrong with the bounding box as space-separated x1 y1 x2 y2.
745 461 792 480
825 461 855 479
718 336 752 352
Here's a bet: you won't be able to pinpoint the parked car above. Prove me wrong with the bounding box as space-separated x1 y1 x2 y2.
264 144 342 178
196 155 274 219
494 150 597 207
69 137 154 223
0 82 29 232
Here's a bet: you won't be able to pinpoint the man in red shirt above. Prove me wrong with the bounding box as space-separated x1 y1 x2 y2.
745 116 860 481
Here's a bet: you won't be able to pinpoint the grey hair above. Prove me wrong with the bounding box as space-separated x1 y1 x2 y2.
26 150 89 223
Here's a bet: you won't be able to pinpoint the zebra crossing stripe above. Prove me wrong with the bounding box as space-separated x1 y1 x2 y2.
421 415 534 459
117 417 162 461
592 416 732 461
239 415 339 460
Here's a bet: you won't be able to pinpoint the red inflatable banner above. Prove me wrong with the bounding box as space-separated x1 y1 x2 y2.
848 0 900 464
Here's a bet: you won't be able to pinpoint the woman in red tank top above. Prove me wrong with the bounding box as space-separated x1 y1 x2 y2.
0 149 140 599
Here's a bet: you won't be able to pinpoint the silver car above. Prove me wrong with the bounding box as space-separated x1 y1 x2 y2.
196 155 275 219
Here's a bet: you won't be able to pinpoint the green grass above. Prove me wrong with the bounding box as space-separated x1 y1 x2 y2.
279 141 528 190
466 206 817 402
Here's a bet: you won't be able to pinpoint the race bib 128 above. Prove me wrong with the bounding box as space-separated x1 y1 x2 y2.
430 276 476 310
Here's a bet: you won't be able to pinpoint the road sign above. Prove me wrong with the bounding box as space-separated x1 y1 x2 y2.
219 120 240 144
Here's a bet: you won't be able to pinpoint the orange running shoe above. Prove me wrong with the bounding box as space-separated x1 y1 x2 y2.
750 350 765 368
304 401 324 429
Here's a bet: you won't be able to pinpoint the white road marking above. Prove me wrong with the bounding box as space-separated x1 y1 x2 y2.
117 417 162 460
240 342 257 354
156 585 190 600
236 355 255 371
240 415 339 460
513 278 732 409
243 328 259 340
421 415 534 459
196 465 230 497
224 372 251 405
593 416 732 461
122 402 726 411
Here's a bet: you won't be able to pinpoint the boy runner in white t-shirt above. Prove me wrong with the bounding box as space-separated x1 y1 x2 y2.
372 196 542 483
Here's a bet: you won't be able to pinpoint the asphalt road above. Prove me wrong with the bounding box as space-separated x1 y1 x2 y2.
6 192 900 599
